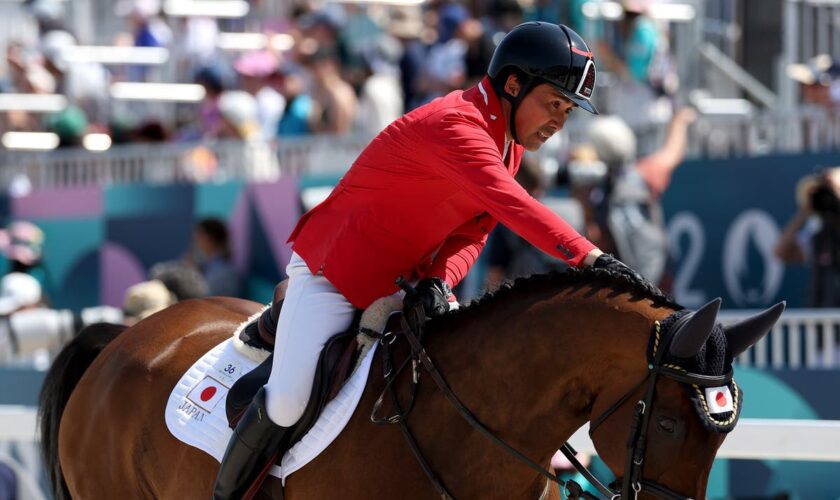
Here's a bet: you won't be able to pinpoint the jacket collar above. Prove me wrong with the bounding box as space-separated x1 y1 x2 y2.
465 76 510 158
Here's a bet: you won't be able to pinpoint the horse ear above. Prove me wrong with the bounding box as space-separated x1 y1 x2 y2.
669 298 722 359
723 301 786 357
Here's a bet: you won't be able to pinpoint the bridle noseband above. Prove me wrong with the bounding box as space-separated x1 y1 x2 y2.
372 294 732 500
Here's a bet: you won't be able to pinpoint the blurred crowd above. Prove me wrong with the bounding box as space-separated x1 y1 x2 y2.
0 216 240 367
0 0 684 149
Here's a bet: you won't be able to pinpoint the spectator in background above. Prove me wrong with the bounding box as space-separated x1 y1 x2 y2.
233 51 286 141
114 0 172 81
217 90 280 180
0 221 50 298
190 65 229 140
305 48 358 134
123 279 176 325
149 260 208 301
39 30 111 124
275 63 314 137
0 272 45 362
191 218 241 297
353 36 404 135
28 0 68 34
218 90 261 140
776 167 840 307
572 108 696 287
0 274 121 363
419 2 470 102
0 273 44 316
464 0 523 85
2 41 55 139
597 0 674 124
392 5 431 111
787 54 840 112
562 144 610 249
787 54 840 149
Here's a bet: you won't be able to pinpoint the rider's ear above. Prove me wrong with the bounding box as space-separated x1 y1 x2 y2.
669 298 721 359
723 301 786 356
504 74 521 98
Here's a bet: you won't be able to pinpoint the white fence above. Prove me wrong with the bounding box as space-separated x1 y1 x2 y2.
4 112 840 191
0 135 375 190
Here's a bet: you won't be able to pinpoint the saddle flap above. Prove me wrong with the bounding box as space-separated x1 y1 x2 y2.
225 328 361 446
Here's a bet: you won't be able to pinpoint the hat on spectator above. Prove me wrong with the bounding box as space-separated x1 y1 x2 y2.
123 279 175 320
46 106 88 147
0 273 42 315
388 7 423 39
40 30 76 72
194 65 230 94
30 0 65 24
438 3 470 42
787 54 840 86
0 221 44 266
234 50 278 78
218 90 259 138
587 116 637 165
149 261 208 300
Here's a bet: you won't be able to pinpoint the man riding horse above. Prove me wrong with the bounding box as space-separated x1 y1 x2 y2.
213 22 650 498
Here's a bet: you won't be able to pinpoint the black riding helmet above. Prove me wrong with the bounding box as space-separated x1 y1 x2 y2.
488 22 599 144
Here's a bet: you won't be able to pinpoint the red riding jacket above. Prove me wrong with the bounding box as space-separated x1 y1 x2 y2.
289 76 596 308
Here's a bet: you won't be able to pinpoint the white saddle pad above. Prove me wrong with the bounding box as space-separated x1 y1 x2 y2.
165 336 377 482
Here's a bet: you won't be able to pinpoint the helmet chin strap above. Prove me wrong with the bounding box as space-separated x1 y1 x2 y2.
495 74 534 145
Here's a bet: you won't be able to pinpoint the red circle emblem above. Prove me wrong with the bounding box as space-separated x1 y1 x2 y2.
715 391 727 407
200 386 217 402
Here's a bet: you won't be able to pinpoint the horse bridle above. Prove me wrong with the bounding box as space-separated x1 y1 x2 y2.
371 299 732 500
584 317 734 500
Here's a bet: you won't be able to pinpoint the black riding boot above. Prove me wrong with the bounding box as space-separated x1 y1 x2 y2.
212 387 289 500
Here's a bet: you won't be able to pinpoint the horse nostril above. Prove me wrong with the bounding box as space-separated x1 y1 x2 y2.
657 417 676 433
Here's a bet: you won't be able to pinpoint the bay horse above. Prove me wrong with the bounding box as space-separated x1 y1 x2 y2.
39 267 782 499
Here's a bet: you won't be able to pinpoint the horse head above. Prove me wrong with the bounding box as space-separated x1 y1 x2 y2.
586 298 785 499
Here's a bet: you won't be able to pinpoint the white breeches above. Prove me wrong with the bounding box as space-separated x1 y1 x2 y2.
263 252 356 426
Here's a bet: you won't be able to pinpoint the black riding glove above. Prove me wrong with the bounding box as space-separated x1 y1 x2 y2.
591 253 659 292
404 277 452 318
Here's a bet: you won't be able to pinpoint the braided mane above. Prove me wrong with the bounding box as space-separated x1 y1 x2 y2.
454 266 682 318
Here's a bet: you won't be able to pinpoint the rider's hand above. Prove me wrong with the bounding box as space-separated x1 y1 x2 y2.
591 253 659 292
404 278 452 318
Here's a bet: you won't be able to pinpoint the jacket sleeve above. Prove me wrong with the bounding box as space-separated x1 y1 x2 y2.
425 213 497 287
429 112 596 267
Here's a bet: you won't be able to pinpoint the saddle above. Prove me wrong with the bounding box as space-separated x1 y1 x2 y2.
226 281 361 427
225 282 404 455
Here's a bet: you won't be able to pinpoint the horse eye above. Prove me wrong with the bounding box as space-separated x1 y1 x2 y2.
657 417 676 433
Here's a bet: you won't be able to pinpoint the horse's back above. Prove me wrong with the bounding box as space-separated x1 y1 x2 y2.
59 297 261 498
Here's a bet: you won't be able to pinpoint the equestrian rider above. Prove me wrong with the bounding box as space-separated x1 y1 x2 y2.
213 22 649 498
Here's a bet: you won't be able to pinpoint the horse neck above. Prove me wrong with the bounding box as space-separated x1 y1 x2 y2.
427 285 664 467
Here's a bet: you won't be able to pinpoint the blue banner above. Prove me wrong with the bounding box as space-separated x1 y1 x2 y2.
663 152 840 309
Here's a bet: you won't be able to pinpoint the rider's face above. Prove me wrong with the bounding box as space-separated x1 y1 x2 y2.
505 77 575 151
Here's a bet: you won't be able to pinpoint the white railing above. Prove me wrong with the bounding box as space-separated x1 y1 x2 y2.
0 134 374 189
3 112 840 191
721 309 840 369
569 418 840 462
